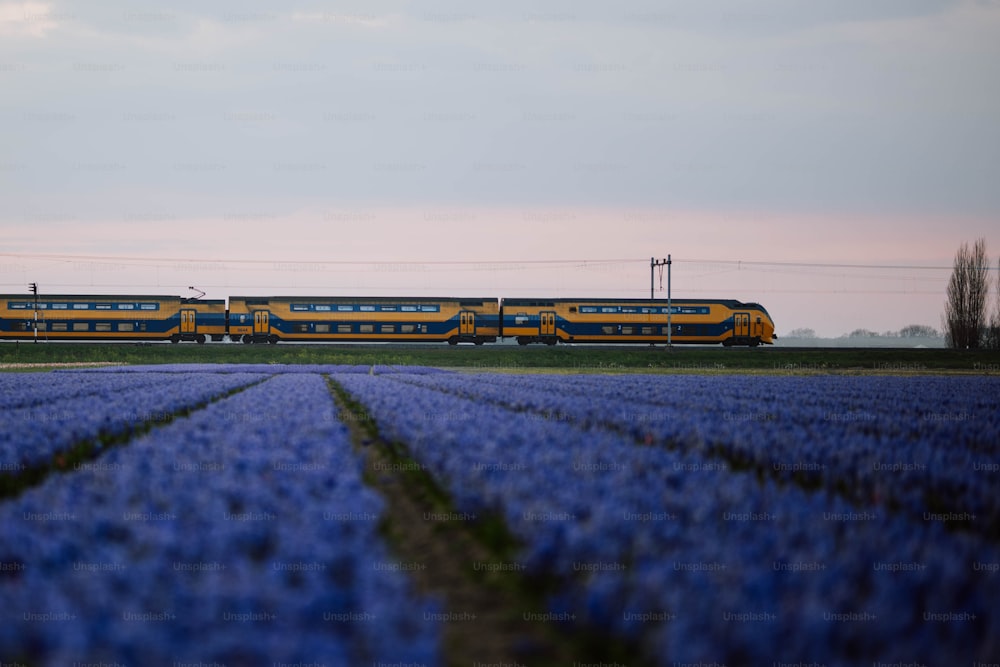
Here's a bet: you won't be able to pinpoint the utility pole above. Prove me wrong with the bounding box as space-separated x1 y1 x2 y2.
650 256 672 348
29 282 38 343
667 254 672 348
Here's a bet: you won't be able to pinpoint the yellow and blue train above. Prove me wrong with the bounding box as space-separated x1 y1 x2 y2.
0 293 775 346
502 298 775 347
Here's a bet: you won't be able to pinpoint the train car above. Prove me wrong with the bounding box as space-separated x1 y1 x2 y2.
500 298 775 346
227 296 500 344
0 294 226 343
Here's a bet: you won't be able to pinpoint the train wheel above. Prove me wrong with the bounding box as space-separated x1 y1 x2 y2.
242 335 253 344
517 338 529 346
474 339 484 346
170 335 180 344
196 334 206 344
448 338 458 346
268 335 279 345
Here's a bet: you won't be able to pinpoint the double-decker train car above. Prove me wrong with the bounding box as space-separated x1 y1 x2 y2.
0 294 226 343
227 296 500 344
501 298 775 346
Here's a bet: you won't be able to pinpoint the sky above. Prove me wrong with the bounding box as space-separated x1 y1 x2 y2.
2 0 998 337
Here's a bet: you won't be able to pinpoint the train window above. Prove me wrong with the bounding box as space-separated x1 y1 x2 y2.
621 326 634 335
73 323 89 331
623 307 638 314
293 323 309 333
662 326 670 335
291 304 309 311
421 325 428 333
316 324 330 333
11 322 28 331
361 305 376 312
569 307 577 313
402 305 417 312
642 326 653 335
140 304 157 310
338 305 353 312
74 303 89 310
602 307 617 313
337 325 352 333
381 324 395 333
96 304 112 310
95 323 112 332
602 326 615 335
50 322 67 332
382 305 397 312
118 304 134 310
118 323 134 332
580 306 598 313
138 323 146 332
315 305 331 312
359 324 374 333
400 324 415 334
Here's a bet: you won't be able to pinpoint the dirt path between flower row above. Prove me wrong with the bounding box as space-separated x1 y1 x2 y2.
327 378 649 667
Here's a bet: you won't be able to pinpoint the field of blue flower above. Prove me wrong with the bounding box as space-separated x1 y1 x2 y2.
1 364 997 665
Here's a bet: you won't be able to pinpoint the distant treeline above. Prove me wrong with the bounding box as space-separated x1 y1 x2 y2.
785 325 941 340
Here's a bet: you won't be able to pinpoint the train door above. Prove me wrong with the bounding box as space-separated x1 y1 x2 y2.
180 309 197 336
460 311 476 336
253 310 270 337
734 312 750 339
540 311 556 337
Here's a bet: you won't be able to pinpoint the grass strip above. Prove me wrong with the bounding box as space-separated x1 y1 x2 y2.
4 341 1000 373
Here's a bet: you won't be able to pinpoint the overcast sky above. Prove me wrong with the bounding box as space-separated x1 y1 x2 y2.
2 0 998 336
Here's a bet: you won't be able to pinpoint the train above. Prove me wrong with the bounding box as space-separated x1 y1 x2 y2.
0 293 776 347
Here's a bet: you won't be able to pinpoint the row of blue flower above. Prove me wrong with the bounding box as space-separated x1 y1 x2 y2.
62 363 446 375
0 372 267 471
0 372 439 665
389 372 1000 535
0 371 164 410
334 372 1000 665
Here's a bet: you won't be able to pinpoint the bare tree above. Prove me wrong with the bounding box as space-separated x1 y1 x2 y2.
944 238 989 349
899 324 940 338
987 256 1000 350
943 247 967 348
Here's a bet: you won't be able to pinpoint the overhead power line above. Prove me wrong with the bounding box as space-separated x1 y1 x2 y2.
0 252 967 271
0 282 947 295
674 259 957 271
0 252 640 267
